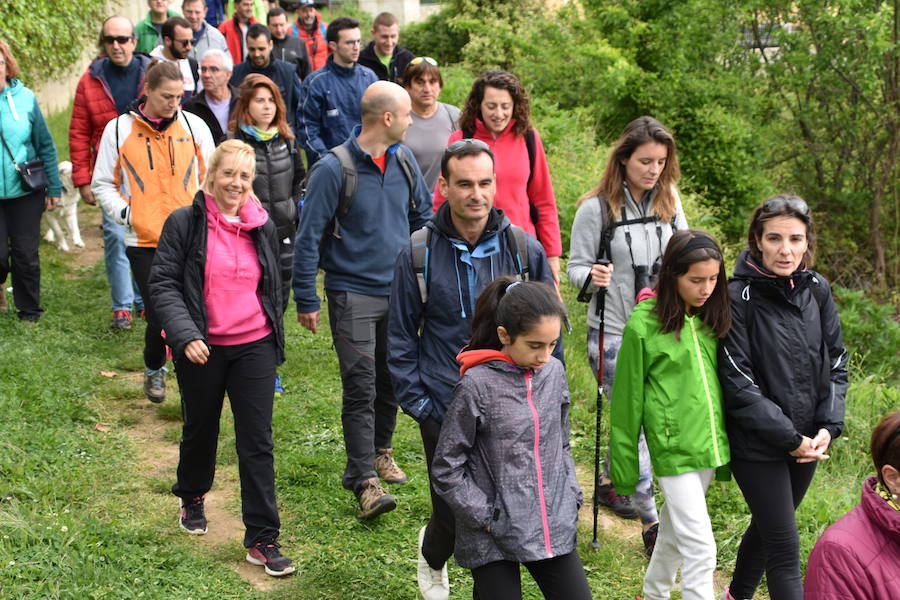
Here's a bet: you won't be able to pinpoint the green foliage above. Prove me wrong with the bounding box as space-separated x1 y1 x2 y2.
831 285 900 383
402 9 469 66
0 0 107 86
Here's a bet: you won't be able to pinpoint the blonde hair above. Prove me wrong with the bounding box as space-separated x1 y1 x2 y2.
577 116 680 222
203 139 257 197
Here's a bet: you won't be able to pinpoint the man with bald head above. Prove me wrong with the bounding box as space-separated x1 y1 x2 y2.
69 15 152 331
293 81 432 520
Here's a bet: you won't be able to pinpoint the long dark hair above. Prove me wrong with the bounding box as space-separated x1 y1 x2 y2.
747 193 816 268
230 74 294 140
652 229 731 339
468 277 566 350
577 116 680 223
458 70 531 138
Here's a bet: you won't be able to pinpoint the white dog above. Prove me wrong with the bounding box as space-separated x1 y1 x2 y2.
43 160 84 252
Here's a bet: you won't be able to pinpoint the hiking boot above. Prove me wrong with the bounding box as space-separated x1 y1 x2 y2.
144 367 167 403
179 495 207 535
274 373 284 399
356 477 396 520
374 448 408 484
111 309 132 331
596 483 639 519
417 526 449 600
246 540 295 577
642 522 659 558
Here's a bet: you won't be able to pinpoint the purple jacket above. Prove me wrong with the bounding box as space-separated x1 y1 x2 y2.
804 476 900 599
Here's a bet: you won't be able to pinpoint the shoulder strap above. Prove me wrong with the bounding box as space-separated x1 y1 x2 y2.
189 57 199 85
411 226 431 304
506 224 530 282
329 144 357 238
394 146 417 213
444 104 458 129
461 127 473 139
524 128 536 188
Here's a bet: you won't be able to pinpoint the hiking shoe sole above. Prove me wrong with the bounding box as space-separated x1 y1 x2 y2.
246 553 296 577
179 520 207 535
358 494 397 520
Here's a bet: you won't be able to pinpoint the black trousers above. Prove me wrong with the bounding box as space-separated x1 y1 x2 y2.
125 246 167 370
325 290 398 491
729 458 817 600
471 552 593 600
0 191 44 320
420 416 455 569
171 335 281 547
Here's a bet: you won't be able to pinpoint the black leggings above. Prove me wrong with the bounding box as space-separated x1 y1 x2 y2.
126 247 167 370
471 552 593 600
729 458 817 600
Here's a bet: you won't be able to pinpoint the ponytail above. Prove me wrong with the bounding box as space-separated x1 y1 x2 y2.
468 277 566 350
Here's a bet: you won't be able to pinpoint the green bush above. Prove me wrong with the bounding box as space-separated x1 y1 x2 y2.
832 286 900 383
0 0 107 86
402 9 468 66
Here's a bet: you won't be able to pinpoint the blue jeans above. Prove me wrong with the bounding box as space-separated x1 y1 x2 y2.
102 209 142 311
587 327 659 525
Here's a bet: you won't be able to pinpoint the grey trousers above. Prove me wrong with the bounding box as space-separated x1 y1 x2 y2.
326 290 398 491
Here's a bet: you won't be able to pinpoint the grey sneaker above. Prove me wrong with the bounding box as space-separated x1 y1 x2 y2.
374 448 408 484
144 367 167 403
417 526 449 600
356 477 396 520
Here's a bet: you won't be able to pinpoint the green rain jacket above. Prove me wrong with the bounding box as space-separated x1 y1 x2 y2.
610 298 730 495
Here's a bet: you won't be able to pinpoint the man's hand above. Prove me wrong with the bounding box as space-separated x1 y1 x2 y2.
184 339 210 364
547 256 561 288
298 310 320 333
79 184 97 206
45 196 60 211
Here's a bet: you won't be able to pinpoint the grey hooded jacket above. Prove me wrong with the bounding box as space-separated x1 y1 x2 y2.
567 186 688 335
431 356 582 569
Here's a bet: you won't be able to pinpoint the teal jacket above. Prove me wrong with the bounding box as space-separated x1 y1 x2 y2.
135 9 180 54
610 298 730 495
0 79 61 199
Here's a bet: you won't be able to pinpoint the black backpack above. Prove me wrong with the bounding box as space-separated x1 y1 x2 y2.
409 225 530 305
299 143 417 239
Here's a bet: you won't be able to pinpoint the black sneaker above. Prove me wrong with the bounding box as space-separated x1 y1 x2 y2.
596 483 640 519
642 522 659 558
179 495 207 535
246 540 295 577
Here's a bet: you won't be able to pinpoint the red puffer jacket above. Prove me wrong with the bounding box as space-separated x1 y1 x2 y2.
804 476 900 599
69 55 151 188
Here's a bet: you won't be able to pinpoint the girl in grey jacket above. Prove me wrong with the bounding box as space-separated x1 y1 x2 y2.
431 278 592 600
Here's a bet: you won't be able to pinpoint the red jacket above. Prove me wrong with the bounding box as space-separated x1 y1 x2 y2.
68 55 151 188
433 119 562 258
291 11 329 72
804 476 900 599
218 14 258 65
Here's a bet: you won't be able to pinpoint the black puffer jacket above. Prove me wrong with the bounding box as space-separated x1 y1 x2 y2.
232 127 305 244
718 249 848 461
148 191 287 364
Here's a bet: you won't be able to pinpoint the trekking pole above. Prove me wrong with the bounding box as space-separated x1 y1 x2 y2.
587 260 611 549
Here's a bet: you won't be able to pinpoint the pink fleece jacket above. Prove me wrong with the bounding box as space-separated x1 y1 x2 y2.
204 193 273 346
433 119 562 257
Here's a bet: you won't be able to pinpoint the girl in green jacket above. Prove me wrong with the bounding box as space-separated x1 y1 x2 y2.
610 229 731 600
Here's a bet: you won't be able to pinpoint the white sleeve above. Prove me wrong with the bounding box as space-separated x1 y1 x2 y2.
91 117 130 226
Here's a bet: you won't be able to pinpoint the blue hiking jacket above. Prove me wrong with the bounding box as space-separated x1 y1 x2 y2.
292 133 432 313
296 56 377 163
388 203 558 423
0 79 61 199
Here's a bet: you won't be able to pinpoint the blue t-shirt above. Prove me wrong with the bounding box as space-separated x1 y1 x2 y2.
102 57 144 115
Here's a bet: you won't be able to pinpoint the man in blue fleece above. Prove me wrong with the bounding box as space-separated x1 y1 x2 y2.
293 81 432 520
296 16 377 165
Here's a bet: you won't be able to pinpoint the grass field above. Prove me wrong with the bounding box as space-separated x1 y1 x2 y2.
2 93 895 599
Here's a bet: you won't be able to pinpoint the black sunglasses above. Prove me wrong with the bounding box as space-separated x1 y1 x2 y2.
102 35 134 45
445 138 490 154
763 194 809 215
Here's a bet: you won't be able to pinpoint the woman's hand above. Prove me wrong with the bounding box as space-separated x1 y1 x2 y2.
810 428 832 454
790 434 830 463
590 261 614 288
184 339 210 364
45 196 60 211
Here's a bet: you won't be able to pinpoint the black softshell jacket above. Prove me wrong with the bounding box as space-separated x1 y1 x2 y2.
148 191 287 364
718 250 848 461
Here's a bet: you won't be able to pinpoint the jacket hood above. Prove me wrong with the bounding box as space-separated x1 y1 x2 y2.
204 191 269 230
89 54 152 81
457 348 517 376
433 202 508 246
126 97 179 131
733 248 812 293
473 117 518 139
862 476 900 542
326 55 357 77
1 78 23 95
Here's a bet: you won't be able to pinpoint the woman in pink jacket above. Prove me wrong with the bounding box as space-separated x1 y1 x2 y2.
433 70 562 285
804 410 900 599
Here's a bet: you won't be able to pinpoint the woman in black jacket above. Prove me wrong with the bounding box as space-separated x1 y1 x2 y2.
148 139 294 577
718 195 848 600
